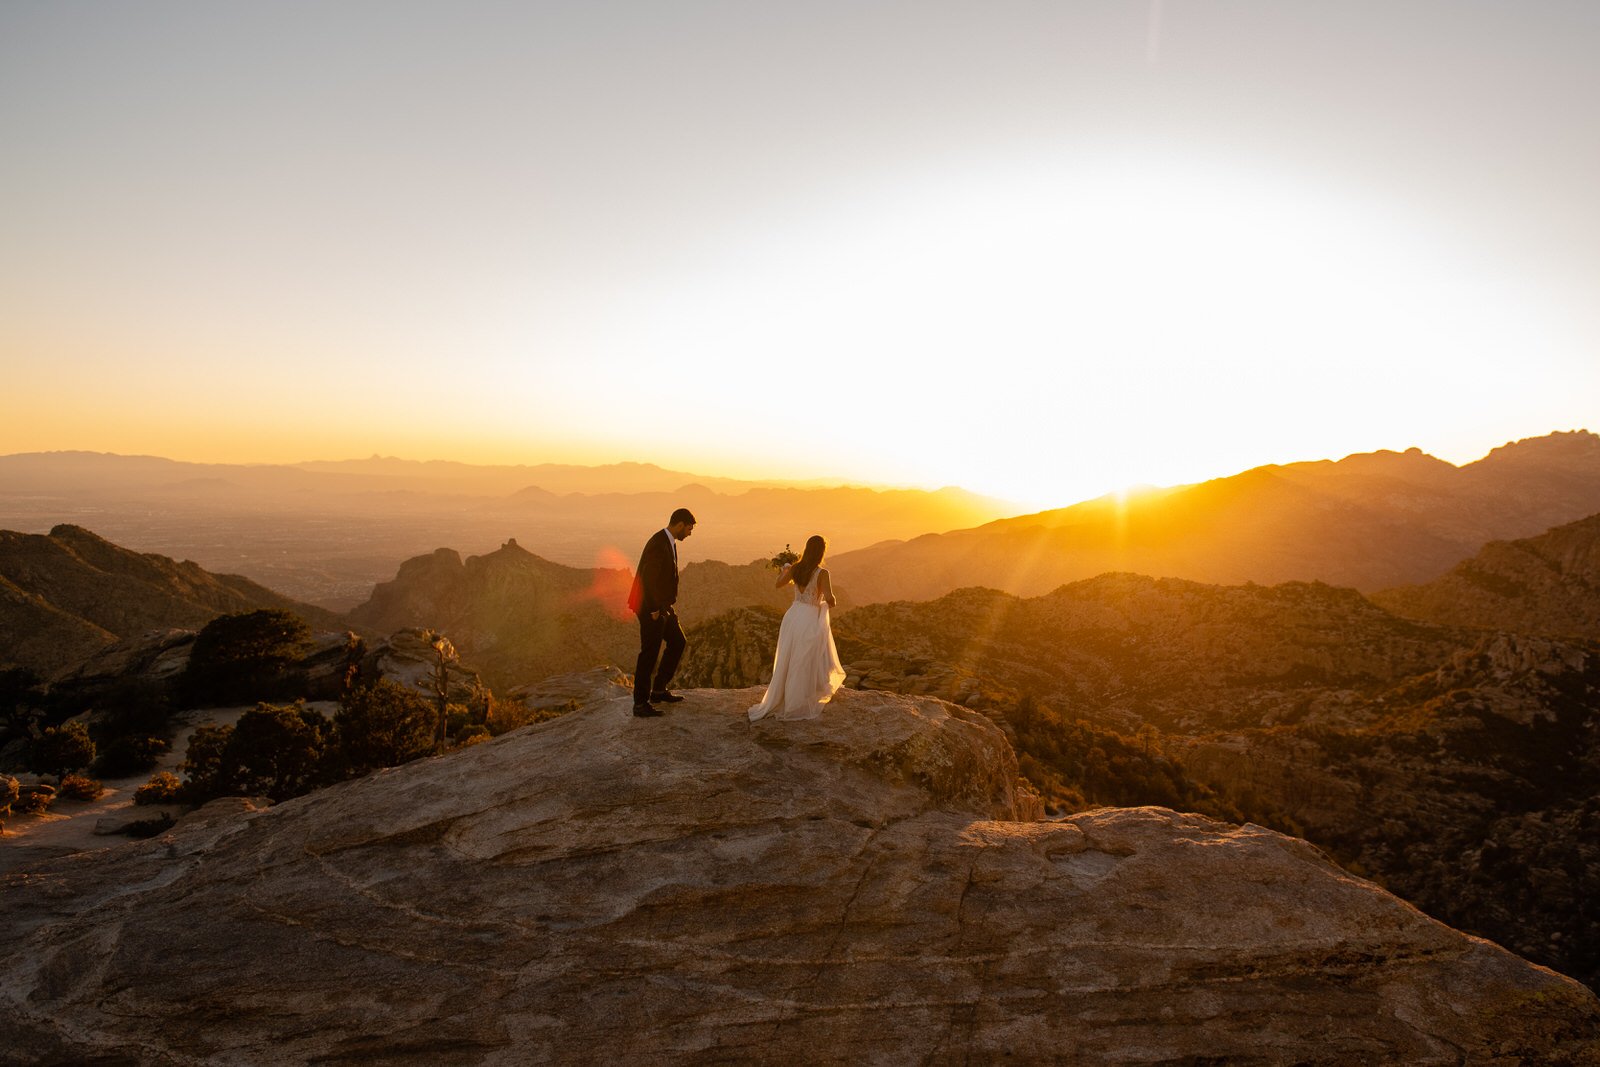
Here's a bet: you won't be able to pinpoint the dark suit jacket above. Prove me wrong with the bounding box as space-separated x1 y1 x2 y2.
627 529 678 616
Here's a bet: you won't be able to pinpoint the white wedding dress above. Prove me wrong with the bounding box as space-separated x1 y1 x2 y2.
747 568 846 721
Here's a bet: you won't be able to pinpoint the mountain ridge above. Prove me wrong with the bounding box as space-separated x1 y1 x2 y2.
0 525 344 678
831 430 1600 603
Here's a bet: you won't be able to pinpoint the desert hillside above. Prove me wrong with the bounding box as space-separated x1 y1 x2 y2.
1373 510 1600 638
0 525 341 678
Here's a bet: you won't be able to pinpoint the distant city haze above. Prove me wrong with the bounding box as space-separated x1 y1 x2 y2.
3 3 1598 505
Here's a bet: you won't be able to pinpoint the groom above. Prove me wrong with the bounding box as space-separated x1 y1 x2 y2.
627 507 696 716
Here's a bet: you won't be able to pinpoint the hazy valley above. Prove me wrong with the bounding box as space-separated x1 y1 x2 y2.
0 452 1016 609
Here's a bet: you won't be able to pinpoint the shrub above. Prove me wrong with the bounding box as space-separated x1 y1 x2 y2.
179 722 234 801
91 676 175 736
30 720 97 779
0 666 45 733
217 702 332 801
134 771 183 806
119 813 175 838
335 680 438 775
0 774 17 815
94 734 172 778
456 724 491 747
58 774 105 801
17 787 53 814
487 701 569 736
181 609 313 707
179 703 333 803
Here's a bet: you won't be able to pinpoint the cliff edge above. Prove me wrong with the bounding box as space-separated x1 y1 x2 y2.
2 680 1597 1065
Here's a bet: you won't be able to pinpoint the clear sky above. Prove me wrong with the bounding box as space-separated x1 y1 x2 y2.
2 2 1597 507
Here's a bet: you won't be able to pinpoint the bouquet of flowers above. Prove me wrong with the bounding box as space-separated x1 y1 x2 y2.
768 544 800 571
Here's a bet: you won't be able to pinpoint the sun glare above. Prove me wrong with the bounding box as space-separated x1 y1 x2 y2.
468 148 1583 508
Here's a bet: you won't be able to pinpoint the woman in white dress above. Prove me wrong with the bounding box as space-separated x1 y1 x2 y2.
748 535 847 722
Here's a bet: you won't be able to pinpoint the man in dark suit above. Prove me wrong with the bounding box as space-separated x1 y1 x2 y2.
627 507 696 716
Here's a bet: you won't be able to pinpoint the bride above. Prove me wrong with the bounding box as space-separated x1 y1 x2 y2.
748 535 847 722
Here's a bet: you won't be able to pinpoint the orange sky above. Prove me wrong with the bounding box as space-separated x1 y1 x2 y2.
3 4 1597 508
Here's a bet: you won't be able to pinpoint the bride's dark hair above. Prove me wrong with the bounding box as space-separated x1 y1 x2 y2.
791 535 827 590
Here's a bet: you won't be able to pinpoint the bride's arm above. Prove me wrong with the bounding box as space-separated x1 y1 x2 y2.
775 563 794 589
818 569 837 608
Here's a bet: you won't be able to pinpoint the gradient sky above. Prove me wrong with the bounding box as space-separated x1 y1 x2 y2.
3 2 1597 507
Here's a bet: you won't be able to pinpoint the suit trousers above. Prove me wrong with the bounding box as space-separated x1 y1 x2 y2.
634 608 686 704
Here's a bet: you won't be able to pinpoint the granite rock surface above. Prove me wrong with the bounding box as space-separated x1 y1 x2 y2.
2 683 1597 1065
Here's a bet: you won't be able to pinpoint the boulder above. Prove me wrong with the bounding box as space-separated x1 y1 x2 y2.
299 630 364 700
48 627 196 705
359 628 491 710
0 682 1595 1065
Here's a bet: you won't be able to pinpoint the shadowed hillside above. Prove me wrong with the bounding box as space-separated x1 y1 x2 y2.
347 539 795 690
1373 511 1600 638
830 430 1600 605
0 525 342 678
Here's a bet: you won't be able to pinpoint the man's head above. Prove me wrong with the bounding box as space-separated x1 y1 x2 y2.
668 507 697 540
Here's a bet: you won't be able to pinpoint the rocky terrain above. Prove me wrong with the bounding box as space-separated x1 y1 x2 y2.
683 571 1600 990
830 430 1600 604
0 525 342 678
4 678 1597 1065
1374 510 1600 638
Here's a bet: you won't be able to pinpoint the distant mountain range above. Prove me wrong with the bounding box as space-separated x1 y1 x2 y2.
0 525 341 678
0 451 1015 606
830 430 1600 603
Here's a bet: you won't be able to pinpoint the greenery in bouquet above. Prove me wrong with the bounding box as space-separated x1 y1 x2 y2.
768 544 800 571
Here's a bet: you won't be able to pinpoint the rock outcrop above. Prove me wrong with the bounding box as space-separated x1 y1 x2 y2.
357 627 492 710
346 541 797 689
3 682 1596 1065
701 572 1600 989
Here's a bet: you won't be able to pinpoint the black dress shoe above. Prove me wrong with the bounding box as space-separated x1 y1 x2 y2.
632 702 663 717
650 691 685 703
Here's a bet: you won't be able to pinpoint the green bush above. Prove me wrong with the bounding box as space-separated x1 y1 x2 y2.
30 721 96 779
335 680 438 775
58 774 104 801
181 609 313 707
90 676 175 736
178 703 333 803
134 771 183 806
220 702 332 801
94 734 172 778
178 722 233 801
118 813 175 838
0 666 44 733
